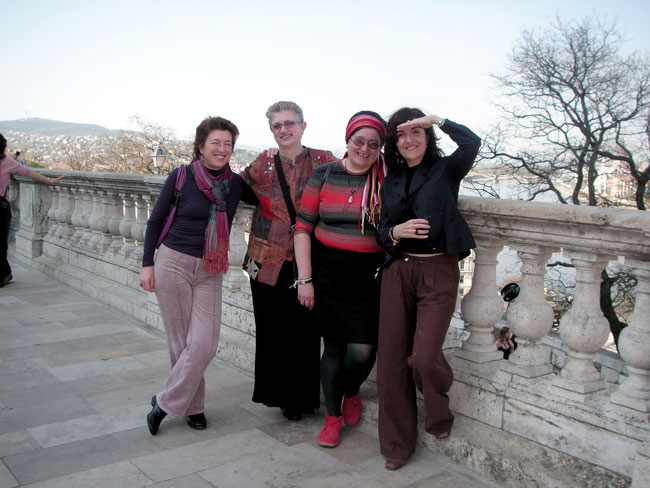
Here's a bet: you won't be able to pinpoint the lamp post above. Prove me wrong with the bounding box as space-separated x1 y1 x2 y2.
152 147 167 174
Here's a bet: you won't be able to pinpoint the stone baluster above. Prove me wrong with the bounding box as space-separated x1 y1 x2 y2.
224 205 252 291
552 251 613 398
119 193 136 259
69 187 85 245
107 190 125 254
87 189 105 251
79 188 94 248
97 191 113 252
610 258 650 413
501 244 555 378
46 185 60 240
54 186 74 241
129 193 149 266
455 238 505 371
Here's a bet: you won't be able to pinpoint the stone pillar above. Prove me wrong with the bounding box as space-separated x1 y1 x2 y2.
610 258 650 413
97 191 113 252
45 185 60 241
455 238 504 369
87 189 105 251
224 205 252 291
501 244 554 378
108 190 125 254
119 193 136 259
55 186 74 241
13 179 54 260
69 188 85 245
552 251 612 398
129 193 148 266
79 188 94 248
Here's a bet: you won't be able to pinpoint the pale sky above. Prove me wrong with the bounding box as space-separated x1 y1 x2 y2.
2 0 649 152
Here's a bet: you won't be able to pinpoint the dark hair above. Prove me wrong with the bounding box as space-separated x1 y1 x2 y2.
0 133 7 158
193 116 239 159
384 107 442 169
499 327 510 340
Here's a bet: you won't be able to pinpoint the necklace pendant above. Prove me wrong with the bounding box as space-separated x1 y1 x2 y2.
348 195 353 203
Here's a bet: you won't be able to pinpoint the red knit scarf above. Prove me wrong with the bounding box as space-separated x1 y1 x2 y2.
192 158 232 273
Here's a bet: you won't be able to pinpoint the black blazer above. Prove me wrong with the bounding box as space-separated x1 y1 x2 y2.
376 120 481 263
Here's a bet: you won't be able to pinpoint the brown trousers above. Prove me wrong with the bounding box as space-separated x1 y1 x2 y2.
154 245 223 419
377 253 459 461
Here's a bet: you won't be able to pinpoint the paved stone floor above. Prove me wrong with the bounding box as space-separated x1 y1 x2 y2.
0 263 500 488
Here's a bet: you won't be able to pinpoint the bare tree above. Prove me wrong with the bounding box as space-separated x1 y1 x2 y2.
481 16 650 344
482 16 650 209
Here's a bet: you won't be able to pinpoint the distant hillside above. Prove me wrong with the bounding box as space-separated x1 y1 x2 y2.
0 118 116 136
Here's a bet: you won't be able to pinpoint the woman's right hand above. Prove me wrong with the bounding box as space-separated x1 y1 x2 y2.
297 282 314 310
140 266 155 292
392 218 430 240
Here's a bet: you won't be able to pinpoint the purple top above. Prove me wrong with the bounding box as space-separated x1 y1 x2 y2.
142 164 257 267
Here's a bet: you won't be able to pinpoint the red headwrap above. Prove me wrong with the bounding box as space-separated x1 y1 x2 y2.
343 112 387 233
345 113 387 143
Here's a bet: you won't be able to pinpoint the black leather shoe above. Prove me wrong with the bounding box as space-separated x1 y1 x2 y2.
281 407 302 421
186 413 207 430
147 395 167 435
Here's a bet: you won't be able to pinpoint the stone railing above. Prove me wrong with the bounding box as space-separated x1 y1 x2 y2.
8 170 650 488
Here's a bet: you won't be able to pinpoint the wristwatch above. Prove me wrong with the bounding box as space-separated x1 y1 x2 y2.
437 118 446 127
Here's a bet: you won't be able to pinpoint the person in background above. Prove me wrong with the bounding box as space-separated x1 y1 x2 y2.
294 111 387 447
496 326 517 360
375 108 481 470
140 116 256 435
0 133 63 287
241 101 337 421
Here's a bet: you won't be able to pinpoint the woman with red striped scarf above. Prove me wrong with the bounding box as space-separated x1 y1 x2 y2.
140 116 256 435
294 111 387 448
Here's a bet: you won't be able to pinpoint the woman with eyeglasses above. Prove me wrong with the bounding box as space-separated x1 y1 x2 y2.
293 111 387 447
241 101 337 421
375 108 480 470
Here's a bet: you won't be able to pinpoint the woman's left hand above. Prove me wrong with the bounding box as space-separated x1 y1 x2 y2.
49 176 65 184
297 282 314 310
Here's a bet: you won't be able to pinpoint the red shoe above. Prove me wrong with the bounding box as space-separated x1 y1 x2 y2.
342 391 361 427
317 414 342 447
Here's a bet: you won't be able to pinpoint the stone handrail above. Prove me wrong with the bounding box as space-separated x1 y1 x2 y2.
8 170 649 487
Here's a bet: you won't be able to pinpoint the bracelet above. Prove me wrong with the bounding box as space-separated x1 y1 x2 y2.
437 118 446 127
290 277 313 289
389 227 400 246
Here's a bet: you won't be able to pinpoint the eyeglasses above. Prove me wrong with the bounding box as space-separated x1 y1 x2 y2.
270 120 302 132
350 137 381 150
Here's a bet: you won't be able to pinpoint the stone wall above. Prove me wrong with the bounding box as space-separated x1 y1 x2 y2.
8 170 650 487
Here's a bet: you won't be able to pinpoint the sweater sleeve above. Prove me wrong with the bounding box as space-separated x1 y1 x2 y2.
142 168 179 267
295 164 328 235
440 120 481 181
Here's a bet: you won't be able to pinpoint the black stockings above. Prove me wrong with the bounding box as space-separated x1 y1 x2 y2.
320 339 376 416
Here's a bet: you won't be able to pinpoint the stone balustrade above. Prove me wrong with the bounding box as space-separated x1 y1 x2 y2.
8 170 650 488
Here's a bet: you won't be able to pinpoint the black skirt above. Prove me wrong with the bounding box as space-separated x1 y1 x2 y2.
312 238 384 345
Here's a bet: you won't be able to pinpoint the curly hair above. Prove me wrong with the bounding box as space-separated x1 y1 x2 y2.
384 107 443 169
193 117 239 159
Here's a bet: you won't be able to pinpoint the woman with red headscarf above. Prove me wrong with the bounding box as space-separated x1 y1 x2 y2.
294 110 387 448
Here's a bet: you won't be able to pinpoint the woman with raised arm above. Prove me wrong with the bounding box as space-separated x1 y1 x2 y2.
294 111 387 447
140 116 256 435
241 101 337 421
375 108 480 470
0 133 63 287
